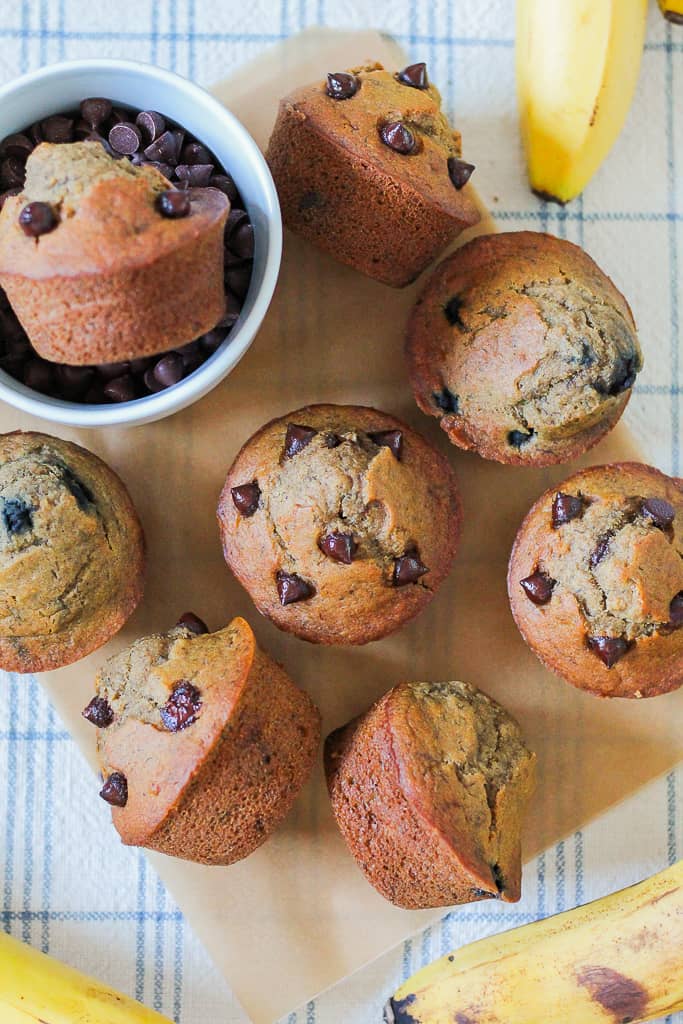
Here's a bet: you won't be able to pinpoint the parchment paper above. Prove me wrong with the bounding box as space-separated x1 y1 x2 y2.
5 28 681 1024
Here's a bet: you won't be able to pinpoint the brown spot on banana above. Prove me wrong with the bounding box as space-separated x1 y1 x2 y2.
575 965 649 1023
383 993 419 1023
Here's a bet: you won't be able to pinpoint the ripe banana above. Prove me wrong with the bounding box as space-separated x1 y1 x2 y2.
385 859 683 1024
0 930 173 1023
516 0 648 203
659 0 683 23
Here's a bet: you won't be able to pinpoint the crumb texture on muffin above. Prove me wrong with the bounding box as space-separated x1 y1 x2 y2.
406 231 642 464
325 679 536 909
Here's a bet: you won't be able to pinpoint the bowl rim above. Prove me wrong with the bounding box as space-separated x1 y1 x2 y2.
0 57 282 428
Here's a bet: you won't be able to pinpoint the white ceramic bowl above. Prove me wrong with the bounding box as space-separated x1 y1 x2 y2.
0 59 282 427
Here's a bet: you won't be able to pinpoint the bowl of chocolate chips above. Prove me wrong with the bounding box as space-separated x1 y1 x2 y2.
0 59 281 427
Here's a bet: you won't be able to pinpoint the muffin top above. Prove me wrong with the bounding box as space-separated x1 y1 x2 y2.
406 231 643 465
509 462 683 697
282 62 478 220
217 404 462 645
0 431 145 671
0 141 229 278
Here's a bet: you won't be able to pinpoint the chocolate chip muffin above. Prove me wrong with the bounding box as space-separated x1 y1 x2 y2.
406 231 643 465
217 404 462 645
85 614 321 864
0 141 229 364
0 431 145 672
325 680 536 909
508 463 683 698
266 61 480 287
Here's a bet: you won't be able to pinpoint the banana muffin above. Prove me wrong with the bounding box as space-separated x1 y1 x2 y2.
0 431 145 672
266 61 480 287
217 404 462 645
406 231 643 465
85 615 321 864
0 141 229 364
508 462 683 698
325 680 536 909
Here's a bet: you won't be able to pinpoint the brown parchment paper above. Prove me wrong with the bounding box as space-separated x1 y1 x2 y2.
5 27 681 1024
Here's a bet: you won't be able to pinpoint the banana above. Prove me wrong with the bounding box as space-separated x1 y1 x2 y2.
659 0 683 23
516 0 648 203
384 860 683 1024
0 931 173 1023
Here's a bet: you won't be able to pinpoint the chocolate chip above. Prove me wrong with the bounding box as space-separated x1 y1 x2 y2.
552 492 585 528
97 359 131 381
393 549 429 586
103 374 137 403
80 97 112 128
324 433 341 448
175 163 214 187
199 328 228 353
231 480 261 516
447 156 476 189
99 772 128 807
443 295 467 329
2 497 32 534
319 531 357 564
0 156 25 190
587 635 631 668
82 696 114 728
56 364 95 400
397 62 428 89
181 141 213 165
176 612 209 634
325 72 359 100
135 110 166 144
508 428 534 449
668 592 683 628
284 423 317 459
41 115 73 143
160 680 202 732
144 160 174 179
108 121 142 155
590 533 612 568
23 358 54 392
520 570 555 605
229 222 255 259
29 121 43 145
152 353 184 387
224 263 251 299
156 189 191 219
276 571 315 605
143 367 165 394
0 133 33 160
379 121 417 154
144 129 181 165
369 429 403 460
433 387 459 414
209 173 238 202
641 497 675 530
61 467 94 511
18 202 57 237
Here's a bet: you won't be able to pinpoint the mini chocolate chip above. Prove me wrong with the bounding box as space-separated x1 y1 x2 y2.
369 429 403 460
587 635 632 668
379 121 417 154
99 772 128 807
433 387 459 414
590 533 612 568
156 190 191 218
41 115 73 143
552 492 585 528
82 696 114 728
231 481 261 516
393 549 429 586
324 433 341 448
152 353 184 387
19 201 57 237
81 97 112 128
276 571 315 605
209 174 238 202
447 156 476 189
0 133 33 160
318 531 357 564
668 592 683 628
135 110 166 144
444 295 467 329
520 570 555 605
284 423 317 459
23 358 55 392
175 163 214 187
641 497 675 530
0 156 25 189
397 62 428 89
2 498 32 534
326 72 359 100
103 374 137 403
108 121 142 155
160 680 202 732
508 428 534 448
144 129 181 164
176 612 209 634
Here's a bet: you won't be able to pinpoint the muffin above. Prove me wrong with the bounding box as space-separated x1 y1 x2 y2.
266 61 480 287
406 231 643 465
85 614 321 864
217 404 462 645
325 680 536 909
0 431 145 672
0 141 229 364
508 462 683 698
